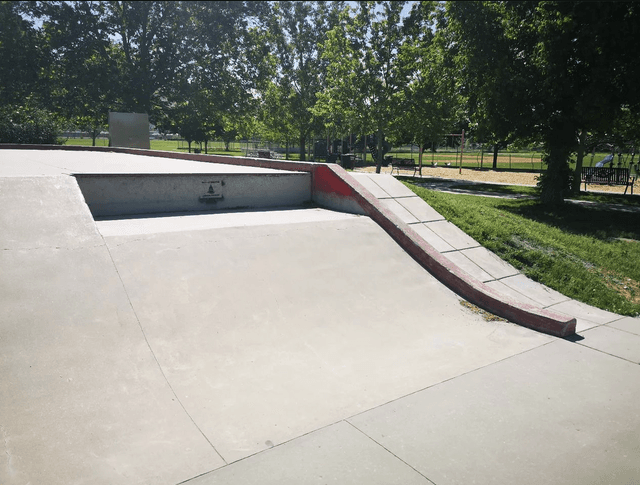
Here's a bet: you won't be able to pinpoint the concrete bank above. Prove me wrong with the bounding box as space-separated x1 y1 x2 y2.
0 144 574 336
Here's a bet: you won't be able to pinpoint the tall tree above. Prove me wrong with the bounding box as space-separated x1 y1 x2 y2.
106 1 189 120
317 1 408 173
31 1 121 145
266 1 341 161
444 1 537 170
0 1 49 109
398 1 457 171
447 1 640 204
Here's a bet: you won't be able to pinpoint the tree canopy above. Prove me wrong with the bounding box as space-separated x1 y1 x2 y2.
4 0 640 203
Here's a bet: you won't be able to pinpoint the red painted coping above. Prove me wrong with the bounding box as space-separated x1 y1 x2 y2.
1 144 577 337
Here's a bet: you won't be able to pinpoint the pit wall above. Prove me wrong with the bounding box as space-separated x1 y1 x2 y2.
0 144 576 337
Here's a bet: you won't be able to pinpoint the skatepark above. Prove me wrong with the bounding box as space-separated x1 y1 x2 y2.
1 146 639 484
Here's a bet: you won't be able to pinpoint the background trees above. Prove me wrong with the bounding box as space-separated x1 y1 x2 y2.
316 1 409 173
5 0 640 204
264 1 341 160
446 1 640 204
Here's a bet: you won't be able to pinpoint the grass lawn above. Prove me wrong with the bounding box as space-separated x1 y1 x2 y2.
402 179 640 317
61 138 307 160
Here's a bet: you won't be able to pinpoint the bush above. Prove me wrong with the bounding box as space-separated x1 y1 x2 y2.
0 105 63 145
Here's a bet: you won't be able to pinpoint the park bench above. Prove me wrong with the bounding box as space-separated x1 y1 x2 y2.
581 166 637 195
390 158 419 176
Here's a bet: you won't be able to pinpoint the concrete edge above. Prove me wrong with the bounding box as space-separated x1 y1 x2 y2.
0 145 576 336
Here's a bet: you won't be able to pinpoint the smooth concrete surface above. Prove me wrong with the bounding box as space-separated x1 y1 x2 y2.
3 150 640 484
608 316 640 335
579 325 640 363
395 195 446 222
485 279 546 308
426 220 481 250
547 299 623 332
442 250 494 282
0 149 292 176
350 339 640 485
408 222 455 252
0 176 100 249
459 246 520 280
378 198 420 224
99 217 552 465
96 207 361 237
499 274 571 307
184 422 432 485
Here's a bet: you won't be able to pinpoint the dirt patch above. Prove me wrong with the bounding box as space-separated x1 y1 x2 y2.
459 300 508 322
353 165 638 195
597 269 640 304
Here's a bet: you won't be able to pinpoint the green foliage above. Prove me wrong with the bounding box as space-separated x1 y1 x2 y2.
395 2 457 159
0 103 62 145
316 1 410 171
0 1 48 108
264 1 341 160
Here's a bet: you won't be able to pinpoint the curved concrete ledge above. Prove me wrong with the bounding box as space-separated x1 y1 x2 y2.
0 144 576 336
311 165 577 338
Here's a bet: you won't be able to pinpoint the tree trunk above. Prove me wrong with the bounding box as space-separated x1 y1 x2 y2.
492 143 499 170
540 150 567 206
299 132 306 161
188 140 191 153
571 129 587 194
204 139 208 154
375 126 383 174
419 143 423 176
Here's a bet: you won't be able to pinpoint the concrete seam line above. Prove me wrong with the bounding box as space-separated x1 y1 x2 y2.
92 219 228 465
344 421 438 485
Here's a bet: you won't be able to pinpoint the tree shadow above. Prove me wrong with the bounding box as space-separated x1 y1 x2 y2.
495 200 640 241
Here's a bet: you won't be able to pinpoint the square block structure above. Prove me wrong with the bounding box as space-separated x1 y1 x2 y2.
108 112 150 149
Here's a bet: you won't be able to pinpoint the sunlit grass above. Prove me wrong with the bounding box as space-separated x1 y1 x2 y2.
403 180 640 316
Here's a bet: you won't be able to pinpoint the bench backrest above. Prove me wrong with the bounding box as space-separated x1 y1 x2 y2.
582 166 629 184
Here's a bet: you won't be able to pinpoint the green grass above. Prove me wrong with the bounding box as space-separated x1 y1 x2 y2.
61 138 308 160
402 180 640 317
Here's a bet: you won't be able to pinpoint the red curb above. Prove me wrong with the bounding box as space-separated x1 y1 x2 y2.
1 144 577 336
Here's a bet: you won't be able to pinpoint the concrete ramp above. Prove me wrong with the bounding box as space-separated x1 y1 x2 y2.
1 169 552 484
2 148 639 485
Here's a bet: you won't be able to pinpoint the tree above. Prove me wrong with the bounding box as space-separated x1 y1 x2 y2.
31 1 121 145
106 1 189 120
0 1 49 109
524 1 640 197
317 1 408 173
265 1 342 161
444 2 537 171
447 1 640 204
259 80 297 158
397 1 458 172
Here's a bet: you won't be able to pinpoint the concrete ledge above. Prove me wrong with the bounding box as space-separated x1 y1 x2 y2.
1 145 576 336
310 166 577 338
75 172 311 217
